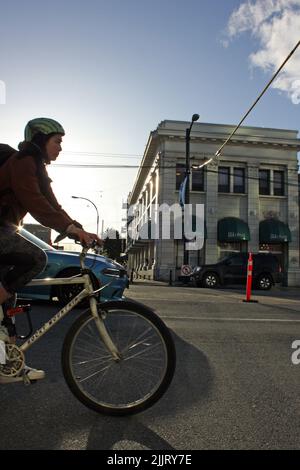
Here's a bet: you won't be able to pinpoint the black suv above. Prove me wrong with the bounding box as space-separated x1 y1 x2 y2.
192 253 282 290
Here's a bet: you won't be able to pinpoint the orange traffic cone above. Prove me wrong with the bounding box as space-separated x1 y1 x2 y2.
243 252 258 303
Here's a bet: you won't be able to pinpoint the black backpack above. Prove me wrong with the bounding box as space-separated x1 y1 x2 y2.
0 144 18 202
0 144 17 167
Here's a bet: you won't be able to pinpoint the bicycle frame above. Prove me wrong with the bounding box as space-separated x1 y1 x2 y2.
19 264 121 360
1 244 176 414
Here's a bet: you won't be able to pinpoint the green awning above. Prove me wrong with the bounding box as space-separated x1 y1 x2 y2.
218 217 250 242
259 219 291 243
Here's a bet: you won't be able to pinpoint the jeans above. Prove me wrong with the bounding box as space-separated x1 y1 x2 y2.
0 224 47 294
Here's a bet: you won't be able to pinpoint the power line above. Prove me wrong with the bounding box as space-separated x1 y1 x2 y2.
51 162 300 189
52 160 300 170
53 39 300 191
197 39 300 169
61 151 142 158
52 163 140 168
57 40 300 173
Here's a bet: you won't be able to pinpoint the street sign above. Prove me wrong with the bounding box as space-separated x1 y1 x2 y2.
181 264 192 276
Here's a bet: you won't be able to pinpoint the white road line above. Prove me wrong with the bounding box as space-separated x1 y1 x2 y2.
132 297 300 305
132 297 242 302
132 295 296 300
161 316 300 323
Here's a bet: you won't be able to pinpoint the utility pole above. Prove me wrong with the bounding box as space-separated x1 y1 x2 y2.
183 114 199 266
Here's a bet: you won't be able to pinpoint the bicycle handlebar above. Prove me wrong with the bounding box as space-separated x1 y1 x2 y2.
54 232 101 251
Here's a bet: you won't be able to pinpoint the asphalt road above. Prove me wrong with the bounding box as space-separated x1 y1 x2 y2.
1 283 300 450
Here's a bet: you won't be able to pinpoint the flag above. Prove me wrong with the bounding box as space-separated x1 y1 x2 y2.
179 176 187 208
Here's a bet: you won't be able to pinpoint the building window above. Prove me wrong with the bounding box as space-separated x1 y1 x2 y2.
192 167 204 191
233 168 245 193
273 170 284 196
259 170 270 195
218 167 230 193
218 241 247 260
175 239 205 268
176 163 185 190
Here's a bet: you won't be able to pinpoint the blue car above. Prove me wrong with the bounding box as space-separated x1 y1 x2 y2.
17 228 128 303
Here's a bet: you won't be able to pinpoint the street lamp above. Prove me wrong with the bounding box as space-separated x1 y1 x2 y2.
183 113 200 266
72 195 99 235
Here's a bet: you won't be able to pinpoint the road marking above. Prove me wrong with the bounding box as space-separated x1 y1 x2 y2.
161 316 300 323
132 297 242 303
132 296 300 305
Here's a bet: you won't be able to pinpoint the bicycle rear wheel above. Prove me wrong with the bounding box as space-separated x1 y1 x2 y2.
62 300 176 415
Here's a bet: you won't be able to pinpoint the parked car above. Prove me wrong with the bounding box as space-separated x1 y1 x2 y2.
191 252 282 290
17 228 128 303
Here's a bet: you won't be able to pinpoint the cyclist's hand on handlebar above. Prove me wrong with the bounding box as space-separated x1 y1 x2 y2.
66 224 103 247
84 230 104 247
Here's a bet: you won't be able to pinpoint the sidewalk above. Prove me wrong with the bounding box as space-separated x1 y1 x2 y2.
128 278 300 301
254 285 300 300
129 278 169 288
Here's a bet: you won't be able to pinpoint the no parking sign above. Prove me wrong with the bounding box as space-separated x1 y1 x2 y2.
181 265 192 276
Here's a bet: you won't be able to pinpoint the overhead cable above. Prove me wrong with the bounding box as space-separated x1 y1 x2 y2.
196 39 300 169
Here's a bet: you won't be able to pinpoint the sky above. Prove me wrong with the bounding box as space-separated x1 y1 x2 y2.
0 0 299 243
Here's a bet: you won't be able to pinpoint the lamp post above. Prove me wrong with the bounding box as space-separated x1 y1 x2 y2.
72 196 99 235
183 113 200 266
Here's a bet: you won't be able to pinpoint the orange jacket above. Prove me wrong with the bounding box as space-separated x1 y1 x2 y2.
0 151 79 233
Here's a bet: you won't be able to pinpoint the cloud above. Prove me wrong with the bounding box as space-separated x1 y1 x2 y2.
225 0 300 104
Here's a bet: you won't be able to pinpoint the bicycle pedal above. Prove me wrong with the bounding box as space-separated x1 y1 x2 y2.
22 374 32 386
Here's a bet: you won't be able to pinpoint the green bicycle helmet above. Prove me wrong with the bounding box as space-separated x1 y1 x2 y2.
24 117 65 142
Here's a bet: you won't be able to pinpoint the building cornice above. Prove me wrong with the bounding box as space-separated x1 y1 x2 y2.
127 120 300 205
157 129 300 151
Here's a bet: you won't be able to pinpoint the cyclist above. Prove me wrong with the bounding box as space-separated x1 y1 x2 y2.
0 117 101 383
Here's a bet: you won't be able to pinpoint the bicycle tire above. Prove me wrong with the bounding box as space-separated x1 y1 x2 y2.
61 300 176 416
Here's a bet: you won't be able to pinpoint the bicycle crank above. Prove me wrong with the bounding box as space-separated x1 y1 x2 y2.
0 344 25 377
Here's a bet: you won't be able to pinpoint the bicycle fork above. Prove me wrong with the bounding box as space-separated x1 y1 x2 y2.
89 296 122 362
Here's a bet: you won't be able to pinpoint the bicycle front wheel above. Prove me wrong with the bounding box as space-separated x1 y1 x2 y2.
62 300 176 415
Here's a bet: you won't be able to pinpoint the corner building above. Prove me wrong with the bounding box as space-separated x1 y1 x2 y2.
126 121 300 286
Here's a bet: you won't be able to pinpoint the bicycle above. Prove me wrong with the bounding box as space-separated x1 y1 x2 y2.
0 236 176 416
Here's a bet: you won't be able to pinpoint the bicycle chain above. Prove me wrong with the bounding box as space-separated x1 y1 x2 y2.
0 344 25 377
